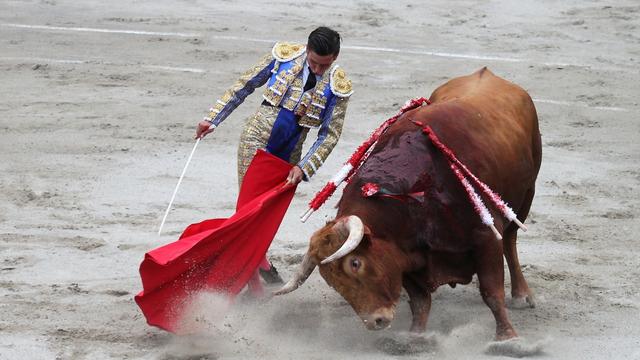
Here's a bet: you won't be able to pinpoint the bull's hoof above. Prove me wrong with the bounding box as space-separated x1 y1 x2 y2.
495 325 519 342
508 294 536 309
484 337 545 358
409 324 427 333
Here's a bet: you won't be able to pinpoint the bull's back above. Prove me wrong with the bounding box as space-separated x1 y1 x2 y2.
340 68 541 251
418 67 541 203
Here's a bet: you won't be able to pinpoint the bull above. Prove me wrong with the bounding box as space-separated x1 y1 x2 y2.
276 68 541 341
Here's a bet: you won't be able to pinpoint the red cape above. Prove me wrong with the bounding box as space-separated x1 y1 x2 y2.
135 150 295 333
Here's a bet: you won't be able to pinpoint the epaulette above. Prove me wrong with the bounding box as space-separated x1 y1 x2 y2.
329 65 353 97
272 42 306 62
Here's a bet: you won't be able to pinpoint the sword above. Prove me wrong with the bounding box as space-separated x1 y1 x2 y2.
158 123 215 235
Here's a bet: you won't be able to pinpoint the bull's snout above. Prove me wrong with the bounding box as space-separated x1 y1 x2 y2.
362 308 394 330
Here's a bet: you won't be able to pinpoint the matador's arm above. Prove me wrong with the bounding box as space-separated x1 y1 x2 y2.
204 53 275 127
297 96 349 180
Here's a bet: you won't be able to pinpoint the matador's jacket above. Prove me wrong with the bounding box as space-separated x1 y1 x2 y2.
203 42 353 181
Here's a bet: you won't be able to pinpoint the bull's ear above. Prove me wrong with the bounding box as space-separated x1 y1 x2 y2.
363 225 372 236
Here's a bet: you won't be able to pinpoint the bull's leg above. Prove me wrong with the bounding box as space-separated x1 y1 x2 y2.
503 189 535 308
475 231 517 341
403 275 432 333
503 229 535 308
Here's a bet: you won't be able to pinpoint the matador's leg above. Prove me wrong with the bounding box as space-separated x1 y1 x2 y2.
237 105 280 187
237 105 283 287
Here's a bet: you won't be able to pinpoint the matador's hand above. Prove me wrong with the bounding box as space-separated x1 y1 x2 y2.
195 121 215 139
286 166 304 185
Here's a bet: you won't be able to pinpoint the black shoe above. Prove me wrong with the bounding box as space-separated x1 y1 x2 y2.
259 263 284 284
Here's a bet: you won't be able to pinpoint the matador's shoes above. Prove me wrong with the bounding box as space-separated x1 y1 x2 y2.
259 262 284 284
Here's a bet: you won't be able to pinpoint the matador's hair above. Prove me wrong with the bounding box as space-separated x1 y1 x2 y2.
308 27 341 56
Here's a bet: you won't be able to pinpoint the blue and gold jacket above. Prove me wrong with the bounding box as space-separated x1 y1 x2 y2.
204 42 353 180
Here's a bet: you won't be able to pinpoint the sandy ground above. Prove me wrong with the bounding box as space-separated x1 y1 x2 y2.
1 0 639 359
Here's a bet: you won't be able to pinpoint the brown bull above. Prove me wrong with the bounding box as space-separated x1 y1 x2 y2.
276 68 541 341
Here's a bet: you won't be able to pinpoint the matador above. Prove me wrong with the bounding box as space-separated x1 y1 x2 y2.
195 27 352 283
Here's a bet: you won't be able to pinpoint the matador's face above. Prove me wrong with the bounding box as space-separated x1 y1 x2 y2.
306 48 337 76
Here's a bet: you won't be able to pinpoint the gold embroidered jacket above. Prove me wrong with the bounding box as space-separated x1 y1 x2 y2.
204 42 353 180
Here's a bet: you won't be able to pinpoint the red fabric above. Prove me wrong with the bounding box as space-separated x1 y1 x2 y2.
135 150 295 333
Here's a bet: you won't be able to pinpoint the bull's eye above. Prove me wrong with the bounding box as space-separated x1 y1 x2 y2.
350 258 361 272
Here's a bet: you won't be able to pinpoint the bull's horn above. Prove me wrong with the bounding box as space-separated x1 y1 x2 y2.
321 215 364 264
273 253 316 295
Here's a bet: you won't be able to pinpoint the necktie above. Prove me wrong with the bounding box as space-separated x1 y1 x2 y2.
304 67 317 92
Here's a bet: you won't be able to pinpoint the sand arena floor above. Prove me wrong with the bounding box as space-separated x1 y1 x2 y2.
1 0 639 359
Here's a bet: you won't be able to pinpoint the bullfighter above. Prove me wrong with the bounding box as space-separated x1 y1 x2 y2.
194 26 353 284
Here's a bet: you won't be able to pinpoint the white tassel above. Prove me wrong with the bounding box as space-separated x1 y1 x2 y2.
460 177 502 241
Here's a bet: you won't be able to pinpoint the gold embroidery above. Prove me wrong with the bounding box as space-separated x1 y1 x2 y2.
298 87 326 128
290 128 310 165
298 116 322 128
263 57 304 106
272 42 306 62
237 105 280 186
221 91 232 103
295 92 312 117
282 77 304 111
330 65 353 97
298 71 330 128
209 53 273 120
300 96 349 178
310 86 328 118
